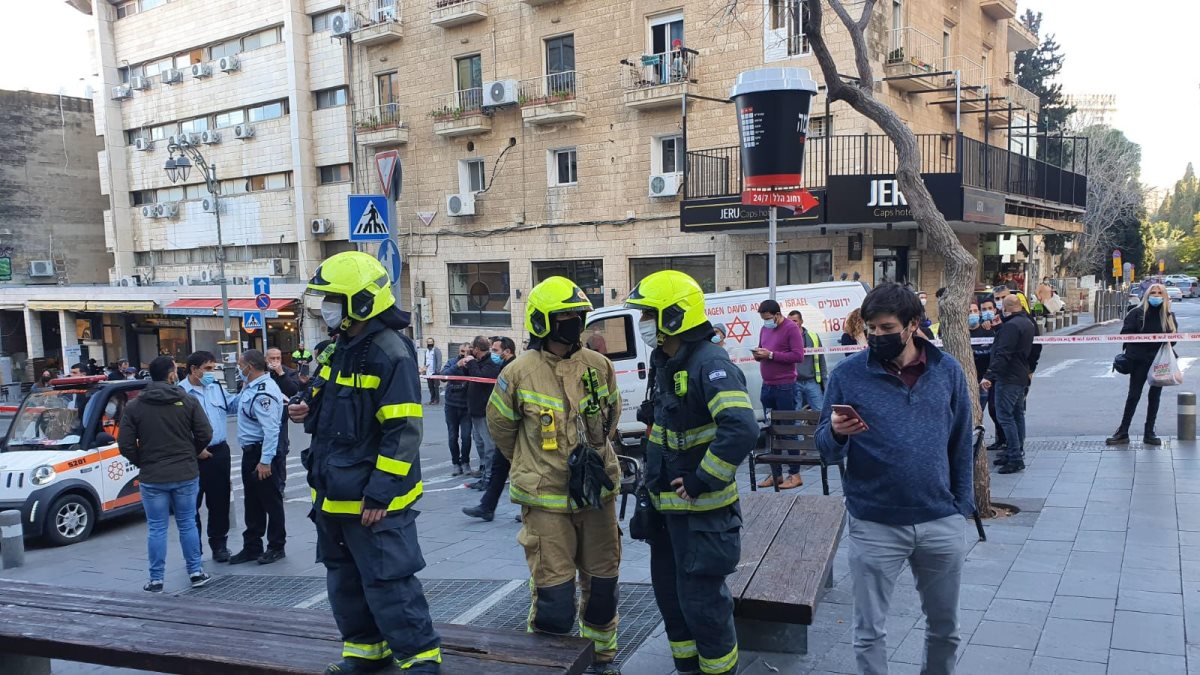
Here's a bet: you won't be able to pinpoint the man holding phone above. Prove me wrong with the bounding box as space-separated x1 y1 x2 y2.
816 283 974 675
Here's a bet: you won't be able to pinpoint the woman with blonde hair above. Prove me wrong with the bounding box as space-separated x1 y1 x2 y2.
1107 283 1178 446
839 308 867 346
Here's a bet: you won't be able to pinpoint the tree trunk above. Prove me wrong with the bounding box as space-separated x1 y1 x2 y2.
803 0 991 515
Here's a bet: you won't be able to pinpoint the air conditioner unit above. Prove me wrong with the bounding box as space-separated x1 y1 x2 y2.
234 124 255 139
219 55 240 73
111 85 132 100
118 276 138 287
202 130 221 144
140 204 159 218
177 275 192 286
268 258 290 276
172 132 199 147
446 193 476 217
156 202 179 218
29 260 55 278
648 173 681 198
162 68 183 85
133 137 153 151
191 62 212 79
201 196 219 213
129 76 150 91
310 218 331 235
199 269 213 283
483 80 519 107
331 12 358 36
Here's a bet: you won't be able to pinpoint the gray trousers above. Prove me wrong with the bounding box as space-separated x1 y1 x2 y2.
471 416 495 479
848 514 967 675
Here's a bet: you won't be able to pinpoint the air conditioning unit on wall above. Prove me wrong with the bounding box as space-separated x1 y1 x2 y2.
29 260 55 278
446 193 475 217
484 80 518 107
267 258 290 276
219 55 240 73
648 173 681 198
310 218 331 235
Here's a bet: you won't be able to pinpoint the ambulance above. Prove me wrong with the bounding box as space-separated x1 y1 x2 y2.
0 376 148 545
584 281 869 445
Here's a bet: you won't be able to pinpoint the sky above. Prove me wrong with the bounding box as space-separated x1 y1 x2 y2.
0 1 1196 190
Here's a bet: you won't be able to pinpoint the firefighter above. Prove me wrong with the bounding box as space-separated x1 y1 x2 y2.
288 252 441 674
625 270 758 675
486 276 623 675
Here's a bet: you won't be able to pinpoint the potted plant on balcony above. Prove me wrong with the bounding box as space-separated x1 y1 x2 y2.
429 106 465 123
886 47 904 64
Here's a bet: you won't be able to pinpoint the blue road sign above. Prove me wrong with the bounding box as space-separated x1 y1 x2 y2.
377 239 402 284
255 293 271 310
348 194 390 242
242 311 264 331
252 277 271 296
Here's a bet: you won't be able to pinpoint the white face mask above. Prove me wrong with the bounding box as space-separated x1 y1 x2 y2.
321 299 345 329
638 318 659 347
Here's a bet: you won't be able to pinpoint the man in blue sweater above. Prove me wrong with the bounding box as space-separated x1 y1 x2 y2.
817 283 974 675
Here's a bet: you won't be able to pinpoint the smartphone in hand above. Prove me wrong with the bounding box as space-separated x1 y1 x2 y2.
831 404 869 432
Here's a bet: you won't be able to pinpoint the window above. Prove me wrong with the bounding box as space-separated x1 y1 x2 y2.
533 259 604 309
448 262 511 327
215 109 245 129
140 0 167 10
142 58 171 79
247 100 287 122
550 148 578 186
632 256 716 294
222 178 248 195
769 0 787 30
312 9 341 32
319 164 352 184
149 123 176 140
942 26 952 61
649 13 686 81
179 117 208 134
185 184 206 200
130 190 156 206
242 27 281 52
583 314 635 361
982 47 991 79
157 186 185 202
116 1 138 19
453 55 482 110
315 87 348 110
209 38 241 61
782 1 810 56
247 173 291 192
459 159 486 194
808 114 828 138
745 251 833 288
654 135 683 174
125 129 149 144
891 0 902 32
545 34 575 75
376 71 400 106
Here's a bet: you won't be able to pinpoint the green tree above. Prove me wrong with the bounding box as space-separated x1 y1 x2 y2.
1014 11 1075 135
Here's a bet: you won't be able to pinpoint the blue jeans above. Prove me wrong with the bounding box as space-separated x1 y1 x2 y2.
762 382 800 476
797 378 825 411
993 383 1027 464
140 478 203 581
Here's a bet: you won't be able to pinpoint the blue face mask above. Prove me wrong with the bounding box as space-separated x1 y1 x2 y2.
1149 296 1164 307
981 310 995 322
200 372 217 386
489 352 503 364
711 334 723 344
968 315 980 329
762 318 776 329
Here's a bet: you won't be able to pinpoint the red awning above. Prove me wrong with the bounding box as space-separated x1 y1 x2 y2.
163 298 296 318
227 298 296 312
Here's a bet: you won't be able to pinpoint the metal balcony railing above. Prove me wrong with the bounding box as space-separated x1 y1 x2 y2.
883 27 940 73
960 135 1087 209
620 48 698 90
355 103 405 131
518 71 578 106
985 78 1041 115
941 55 985 90
430 0 486 14
368 0 400 22
429 88 484 121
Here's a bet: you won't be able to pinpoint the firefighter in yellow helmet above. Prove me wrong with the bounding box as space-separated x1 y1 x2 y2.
625 270 757 675
486 276 623 675
288 251 441 674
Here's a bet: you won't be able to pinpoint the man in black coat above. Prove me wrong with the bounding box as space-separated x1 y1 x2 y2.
981 295 1038 474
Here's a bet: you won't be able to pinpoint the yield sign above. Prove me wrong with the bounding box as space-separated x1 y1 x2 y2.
375 150 401 199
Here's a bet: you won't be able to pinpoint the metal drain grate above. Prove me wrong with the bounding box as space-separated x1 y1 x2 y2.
178 574 326 607
310 578 512 623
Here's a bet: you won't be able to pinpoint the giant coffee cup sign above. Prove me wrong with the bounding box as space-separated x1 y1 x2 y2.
730 67 819 189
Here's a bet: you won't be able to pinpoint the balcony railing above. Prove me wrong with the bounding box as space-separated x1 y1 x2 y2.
518 71 577 106
941 55 985 91
884 27 940 73
620 48 698 90
429 88 484 121
960 135 1087 209
351 0 403 44
430 0 488 27
355 103 406 131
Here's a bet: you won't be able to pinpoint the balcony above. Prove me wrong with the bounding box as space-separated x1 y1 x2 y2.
981 0 1017 21
983 77 1040 128
519 71 584 125
430 89 492 137
935 55 987 111
620 48 698 111
883 28 941 93
521 0 561 4
355 103 410 147
430 0 487 28
353 2 403 46
1007 19 1038 52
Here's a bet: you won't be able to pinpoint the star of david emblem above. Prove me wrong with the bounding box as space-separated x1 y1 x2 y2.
725 316 753 344
108 463 124 481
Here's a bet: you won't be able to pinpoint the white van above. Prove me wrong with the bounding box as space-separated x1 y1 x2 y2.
584 281 869 445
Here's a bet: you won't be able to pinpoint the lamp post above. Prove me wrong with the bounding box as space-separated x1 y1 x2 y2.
164 139 235 385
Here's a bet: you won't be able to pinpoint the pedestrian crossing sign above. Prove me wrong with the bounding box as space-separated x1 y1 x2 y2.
242 311 264 331
348 194 390 242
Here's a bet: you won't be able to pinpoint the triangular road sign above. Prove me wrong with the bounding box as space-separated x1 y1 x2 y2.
375 150 400 199
417 211 436 227
354 201 388 237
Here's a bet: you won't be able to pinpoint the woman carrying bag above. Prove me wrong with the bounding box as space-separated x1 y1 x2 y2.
1107 283 1178 446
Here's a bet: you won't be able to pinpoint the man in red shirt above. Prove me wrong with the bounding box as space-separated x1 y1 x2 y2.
752 299 806 489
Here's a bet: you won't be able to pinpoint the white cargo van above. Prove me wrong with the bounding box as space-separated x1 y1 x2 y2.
584 281 868 445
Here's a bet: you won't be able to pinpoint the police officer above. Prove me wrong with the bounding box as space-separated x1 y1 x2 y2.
229 349 288 565
625 270 758 675
289 252 441 675
487 277 623 675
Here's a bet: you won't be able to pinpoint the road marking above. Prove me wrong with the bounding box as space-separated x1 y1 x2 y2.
451 579 525 625
1036 359 1082 378
1181 357 1197 373
425 485 468 494
294 591 330 609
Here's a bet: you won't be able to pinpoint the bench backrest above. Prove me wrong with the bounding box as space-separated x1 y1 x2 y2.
765 409 820 453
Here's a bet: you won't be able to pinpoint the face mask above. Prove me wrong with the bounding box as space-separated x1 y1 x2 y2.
762 317 777 329
1149 296 1164 307
638 318 659 347
711 334 723 344
201 372 217 386
489 352 503 364
550 316 584 346
920 299 927 307
981 310 995 322
868 328 910 363
321 299 345 330
968 315 980 329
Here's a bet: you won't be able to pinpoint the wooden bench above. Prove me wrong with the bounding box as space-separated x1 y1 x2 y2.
0 579 592 675
748 409 846 495
728 492 846 654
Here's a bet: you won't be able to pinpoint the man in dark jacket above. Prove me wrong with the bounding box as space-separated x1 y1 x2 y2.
119 356 214 593
266 347 301 398
440 345 473 476
463 337 517 522
445 335 502 491
981 295 1037 474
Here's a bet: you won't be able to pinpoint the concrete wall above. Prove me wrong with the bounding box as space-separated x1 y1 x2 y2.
0 90 111 285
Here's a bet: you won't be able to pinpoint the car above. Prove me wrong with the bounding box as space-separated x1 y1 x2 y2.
1166 285 1184 301
0 376 148 545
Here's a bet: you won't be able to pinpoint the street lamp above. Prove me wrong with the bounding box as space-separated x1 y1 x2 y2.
164 138 235 386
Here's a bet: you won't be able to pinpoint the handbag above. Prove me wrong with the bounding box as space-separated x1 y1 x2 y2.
1112 352 1134 375
1150 344 1184 387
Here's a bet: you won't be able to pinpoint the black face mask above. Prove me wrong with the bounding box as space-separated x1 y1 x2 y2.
868 328 910 363
550 316 584 346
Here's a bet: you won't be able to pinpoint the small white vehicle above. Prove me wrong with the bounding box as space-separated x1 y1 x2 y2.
0 376 148 545
584 281 869 445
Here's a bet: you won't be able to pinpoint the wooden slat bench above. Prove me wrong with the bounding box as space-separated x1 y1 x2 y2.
0 579 592 675
749 409 846 495
728 492 846 654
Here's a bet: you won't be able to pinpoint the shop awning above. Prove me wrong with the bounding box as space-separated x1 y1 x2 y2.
85 300 158 313
164 298 296 318
27 301 87 312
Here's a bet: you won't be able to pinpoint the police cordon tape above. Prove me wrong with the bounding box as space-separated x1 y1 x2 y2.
422 332 1200 382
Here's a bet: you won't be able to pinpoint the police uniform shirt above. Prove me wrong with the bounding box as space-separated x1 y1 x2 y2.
179 378 235 446
237 372 284 463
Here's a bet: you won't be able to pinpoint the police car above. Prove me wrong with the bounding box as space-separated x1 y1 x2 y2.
0 376 148 545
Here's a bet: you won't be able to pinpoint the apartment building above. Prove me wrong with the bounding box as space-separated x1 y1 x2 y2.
335 0 1083 349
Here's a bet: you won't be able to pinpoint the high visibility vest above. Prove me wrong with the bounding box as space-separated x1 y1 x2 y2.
805 329 823 385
